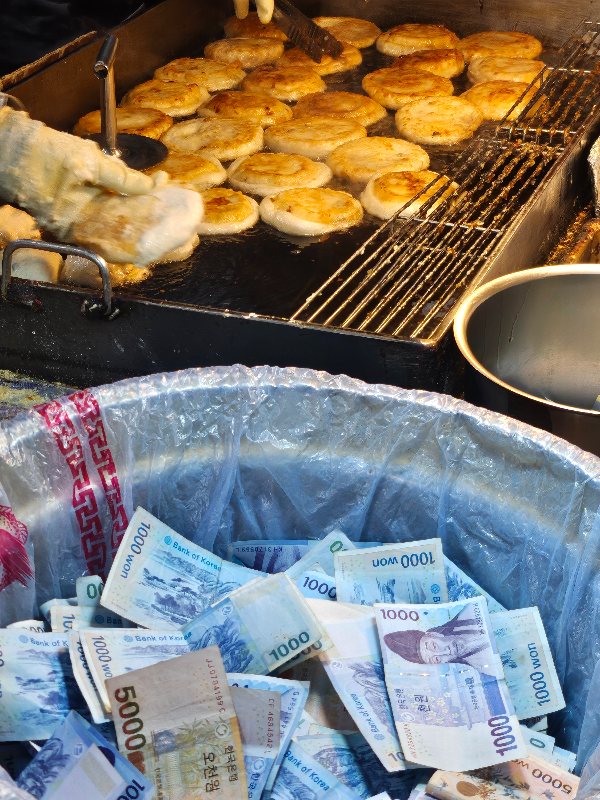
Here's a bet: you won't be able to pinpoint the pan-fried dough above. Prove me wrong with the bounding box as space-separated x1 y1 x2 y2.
197 91 292 127
0 205 40 248
265 116 367 158
228 153 332 196
395 96 483 145
61 255 150 288
362 68 453 110
468 55 545 84
275 42 362 75
392 49 465 78
312 17 381 49
458 31 543 62
159 233 200 262
377 24 459 56
146 152 226 190
360 169 458 219
161 117 264 160
204 37 284 69
326 137 429 183
293 91 387 127
260 187 363 235
197 188 259 234
224 12 287 40
461 80 540 120
155 58 245 92
242 66 326 101
74 107 173 139
120 80 208 117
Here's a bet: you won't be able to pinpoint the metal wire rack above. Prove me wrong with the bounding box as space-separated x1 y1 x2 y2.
291 20 600 342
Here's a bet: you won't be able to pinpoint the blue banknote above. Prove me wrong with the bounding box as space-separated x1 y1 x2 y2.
0 630 89 741
79 628 189 712
376 596 527 771
228 541 383 575
102 507 266 629
227 672 310 795
227 542 316 573
444 558 506 613
270 740 362 800
16 711 154 800
335 540 448 606
296 733 421 800
68 632 111 725
318 609 411 772
182 573 330 674
286 532 357 580
296 571 337 601
490 607 565 719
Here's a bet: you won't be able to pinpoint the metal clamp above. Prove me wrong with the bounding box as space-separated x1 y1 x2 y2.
1 239 115 317
94 35 120 157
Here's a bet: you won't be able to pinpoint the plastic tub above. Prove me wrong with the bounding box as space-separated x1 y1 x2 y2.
1 366 600 777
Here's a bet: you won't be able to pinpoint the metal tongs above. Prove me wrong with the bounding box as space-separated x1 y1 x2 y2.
90 35 167 170
270 0 343 62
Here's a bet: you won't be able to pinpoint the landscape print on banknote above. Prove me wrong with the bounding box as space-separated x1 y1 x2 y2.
130 548 241 626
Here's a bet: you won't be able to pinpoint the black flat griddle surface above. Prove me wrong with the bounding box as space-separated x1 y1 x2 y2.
113 45 538 318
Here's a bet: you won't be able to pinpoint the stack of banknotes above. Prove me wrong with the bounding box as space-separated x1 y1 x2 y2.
0 507 577 800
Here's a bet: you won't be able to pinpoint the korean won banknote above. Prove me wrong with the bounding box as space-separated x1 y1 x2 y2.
335 541 448 606
296 733 419 800
228 543 317 574
80 628 190 712
270 740 361 800
102 507 265 629
376 596 526 771
286 532 357 581
444 558 505 613
106 646 247 800
16 711 154 800
490 608 565 719
227 673 309 798
68 632 111 724
230 686 280 800
50 604 131 634
0 630 88 741
316 606 411 772
182 573 331 674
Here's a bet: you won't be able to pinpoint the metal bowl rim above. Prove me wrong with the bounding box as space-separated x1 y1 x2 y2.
453 263 600 416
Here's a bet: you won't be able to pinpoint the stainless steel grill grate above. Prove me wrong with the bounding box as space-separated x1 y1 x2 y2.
291 20 600 342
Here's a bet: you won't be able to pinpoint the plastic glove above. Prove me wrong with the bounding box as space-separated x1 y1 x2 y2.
0 107 203 265
0 107 157 239
233 0 274 24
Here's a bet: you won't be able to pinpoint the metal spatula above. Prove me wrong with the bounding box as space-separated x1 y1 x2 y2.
271 0 343 62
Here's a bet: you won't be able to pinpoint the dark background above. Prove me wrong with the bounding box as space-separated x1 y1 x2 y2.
0 0 162 77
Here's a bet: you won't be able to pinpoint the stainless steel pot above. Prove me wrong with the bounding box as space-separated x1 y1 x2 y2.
453 265 600 456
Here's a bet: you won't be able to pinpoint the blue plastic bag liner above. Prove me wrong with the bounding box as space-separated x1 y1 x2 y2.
1 366 600 772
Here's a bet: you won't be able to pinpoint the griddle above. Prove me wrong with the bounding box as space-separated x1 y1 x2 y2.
2 0 600 391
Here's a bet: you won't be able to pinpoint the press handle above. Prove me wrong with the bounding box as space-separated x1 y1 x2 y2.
1 239 115 317
94 35 120 157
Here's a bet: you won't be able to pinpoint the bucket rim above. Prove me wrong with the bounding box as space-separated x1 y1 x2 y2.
453 263 600 417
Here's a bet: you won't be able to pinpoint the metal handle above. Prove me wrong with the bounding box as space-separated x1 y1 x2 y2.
0 92 26 112
1 239 114 316
94 35 120 157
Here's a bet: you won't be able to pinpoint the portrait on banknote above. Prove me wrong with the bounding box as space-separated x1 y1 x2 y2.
382 605 494 674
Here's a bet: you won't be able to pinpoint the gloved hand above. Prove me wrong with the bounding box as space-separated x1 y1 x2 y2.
0 107 203 265
233 0 274 24
0 107 157 239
